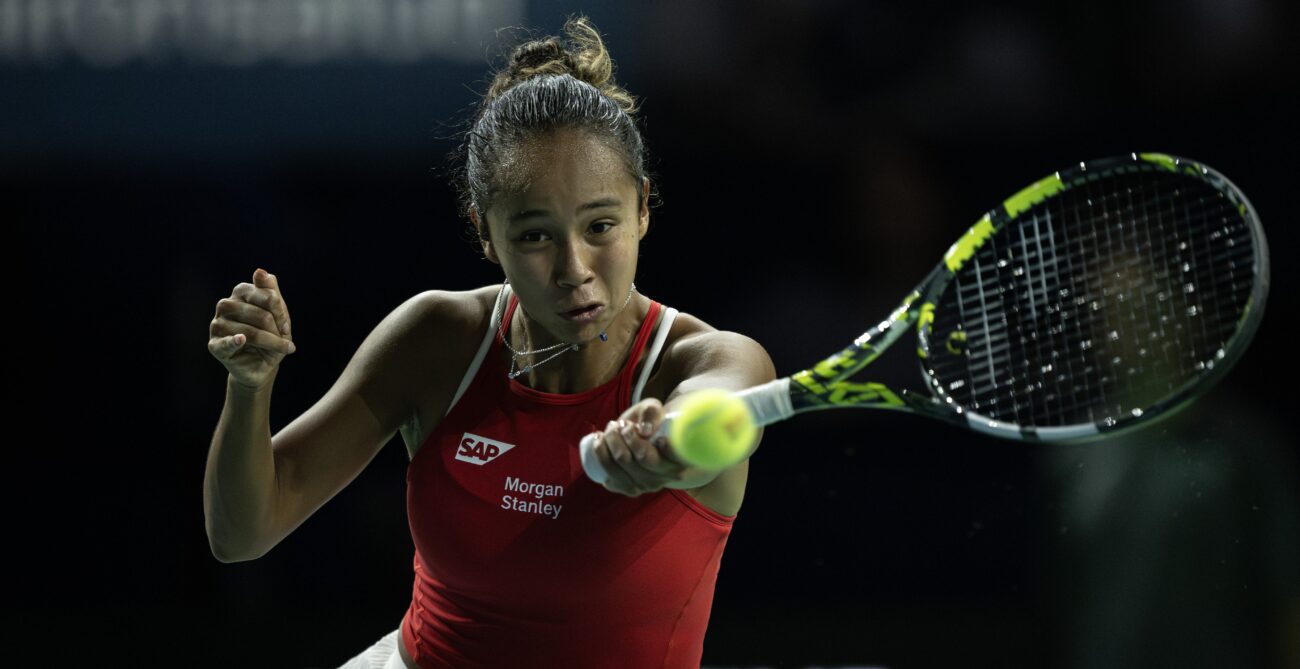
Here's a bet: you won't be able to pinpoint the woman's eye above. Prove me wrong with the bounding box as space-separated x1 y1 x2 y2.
519 230 549 243
590 221 615 234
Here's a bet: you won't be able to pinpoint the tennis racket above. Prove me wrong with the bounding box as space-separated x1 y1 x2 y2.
580 153 1269 483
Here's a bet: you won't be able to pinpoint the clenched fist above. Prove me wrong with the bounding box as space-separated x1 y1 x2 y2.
208 268 297 391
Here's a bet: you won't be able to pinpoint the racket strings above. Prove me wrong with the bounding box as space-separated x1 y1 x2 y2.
1046 170 1247 422
929 168 1256 428
1075 170 1247 419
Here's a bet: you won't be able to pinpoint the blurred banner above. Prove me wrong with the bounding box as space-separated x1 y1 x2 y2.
0 0 524 65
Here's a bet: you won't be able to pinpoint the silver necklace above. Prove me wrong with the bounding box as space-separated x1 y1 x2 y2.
497 280 637 380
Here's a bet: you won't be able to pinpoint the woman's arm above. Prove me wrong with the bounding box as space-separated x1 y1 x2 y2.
204 289 462 562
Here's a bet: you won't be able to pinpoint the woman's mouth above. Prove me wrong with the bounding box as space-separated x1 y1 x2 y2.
560 304 603 322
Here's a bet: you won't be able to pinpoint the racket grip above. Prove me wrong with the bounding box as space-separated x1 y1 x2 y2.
578 379 793 485
736 378 794 427
579 432 609 484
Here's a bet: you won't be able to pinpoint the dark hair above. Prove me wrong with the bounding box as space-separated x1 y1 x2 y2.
456 16 654 241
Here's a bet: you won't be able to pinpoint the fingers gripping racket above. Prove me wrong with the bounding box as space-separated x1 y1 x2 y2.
581 153 1269 483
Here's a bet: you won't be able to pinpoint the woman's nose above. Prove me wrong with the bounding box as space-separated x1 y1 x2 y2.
556 238 595 287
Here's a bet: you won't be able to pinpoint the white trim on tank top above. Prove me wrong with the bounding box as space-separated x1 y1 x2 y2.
446 284 511 415
399 285 507 461
631 306 677 404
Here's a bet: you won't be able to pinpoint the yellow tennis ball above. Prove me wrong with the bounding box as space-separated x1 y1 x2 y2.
669 389 757 470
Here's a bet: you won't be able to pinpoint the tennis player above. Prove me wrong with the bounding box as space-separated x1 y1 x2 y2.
203 16 775 668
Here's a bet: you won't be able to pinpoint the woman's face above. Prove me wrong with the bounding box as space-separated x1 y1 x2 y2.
479 128 649 346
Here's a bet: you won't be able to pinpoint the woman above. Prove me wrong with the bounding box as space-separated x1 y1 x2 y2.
204 17 774 669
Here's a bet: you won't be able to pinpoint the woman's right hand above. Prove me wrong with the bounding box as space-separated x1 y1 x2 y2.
208 268 297 391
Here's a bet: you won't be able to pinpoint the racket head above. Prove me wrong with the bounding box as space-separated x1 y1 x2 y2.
915 153 1269 442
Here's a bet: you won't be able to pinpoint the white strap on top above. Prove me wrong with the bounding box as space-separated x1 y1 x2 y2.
631 306 678 404
447 283 510 416
400 285 508 461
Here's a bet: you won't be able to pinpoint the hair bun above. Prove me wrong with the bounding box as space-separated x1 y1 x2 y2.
486 16 636 116
508 37 574 75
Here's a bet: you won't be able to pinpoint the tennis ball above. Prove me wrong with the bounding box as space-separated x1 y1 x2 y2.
669 389 757 470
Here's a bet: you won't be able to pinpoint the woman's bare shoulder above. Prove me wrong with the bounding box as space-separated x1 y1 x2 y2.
665 309 715 340
649 308 771 395
392 284 493 335
394 286 500 368
379 286 501 440
388 286 503 456
663 311 766 362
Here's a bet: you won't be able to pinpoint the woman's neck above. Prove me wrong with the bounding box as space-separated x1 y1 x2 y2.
508 295 647 394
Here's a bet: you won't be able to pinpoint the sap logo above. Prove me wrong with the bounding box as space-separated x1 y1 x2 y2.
455 433 516 465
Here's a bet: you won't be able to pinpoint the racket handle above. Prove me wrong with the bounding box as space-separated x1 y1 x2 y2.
578 378 793 485
735 378 794 427
579 432 610 484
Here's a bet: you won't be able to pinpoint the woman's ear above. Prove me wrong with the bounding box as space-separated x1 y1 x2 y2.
470 207 501 265
638 177 651 240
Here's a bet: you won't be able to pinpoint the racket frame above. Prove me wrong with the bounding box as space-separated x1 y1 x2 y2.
749 153 1269 443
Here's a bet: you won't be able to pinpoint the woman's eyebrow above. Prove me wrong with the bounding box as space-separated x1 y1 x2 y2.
507 197 622 226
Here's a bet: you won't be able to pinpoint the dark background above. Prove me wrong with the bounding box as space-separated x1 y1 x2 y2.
8 1 1298 667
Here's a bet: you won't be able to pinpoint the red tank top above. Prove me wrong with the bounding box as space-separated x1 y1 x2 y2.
401 294 735 668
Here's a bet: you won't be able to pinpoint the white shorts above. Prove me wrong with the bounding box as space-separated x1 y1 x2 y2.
337 628 409 669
